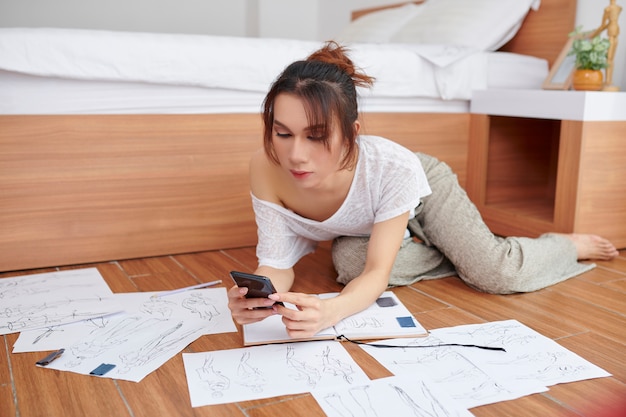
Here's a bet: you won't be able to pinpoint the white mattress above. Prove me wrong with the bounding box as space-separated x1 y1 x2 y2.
0 28 548 115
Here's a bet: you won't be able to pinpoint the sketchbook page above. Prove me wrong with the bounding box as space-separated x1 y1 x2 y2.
312 374 474 417
183 340 371 407
0 268 124 335
358 332 547 409
242 295 336 346
13 288 237 353
242 291 427 346
243 311 336 346
430 319 612 387
330 291 428 340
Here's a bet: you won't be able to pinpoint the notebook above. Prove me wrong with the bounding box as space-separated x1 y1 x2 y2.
242 291 428 346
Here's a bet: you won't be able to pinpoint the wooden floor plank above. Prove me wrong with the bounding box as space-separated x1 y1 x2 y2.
471 393 582 417
544 378 626 417
551 277 626 316
1 335 17 417
407 277 592 339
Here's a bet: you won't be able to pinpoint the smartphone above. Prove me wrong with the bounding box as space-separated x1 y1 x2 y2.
229 271 284 307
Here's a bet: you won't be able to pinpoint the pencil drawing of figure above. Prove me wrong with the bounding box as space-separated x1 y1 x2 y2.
393 346 507 402
32 326 64 344
348 385 378 417
0 279 48 299
117 321 201 373
1 297 111 332
461 379 509 403
31 316 110 345
181 293 220 320
393 381 449 417
285 345 321 387
324 392 357 417
66 315 162 367
488 351 565 366
320 345 356 384
236 351 267 392
454 322 536 347
140 297 176 318
197 356 230 398
339 316 383 330
495 352 586 382
393 345 460 367
519 363 586 381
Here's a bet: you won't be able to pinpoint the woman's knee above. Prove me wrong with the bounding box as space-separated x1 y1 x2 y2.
331 236 368 285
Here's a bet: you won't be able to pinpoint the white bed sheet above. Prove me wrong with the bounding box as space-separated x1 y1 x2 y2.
0 28 548 115
0 51 545 115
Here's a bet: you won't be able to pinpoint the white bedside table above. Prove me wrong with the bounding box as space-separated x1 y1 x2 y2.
468 89 626 248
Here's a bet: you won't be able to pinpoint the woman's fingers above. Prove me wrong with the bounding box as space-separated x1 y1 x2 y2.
270 292 326 336
227 285 277 324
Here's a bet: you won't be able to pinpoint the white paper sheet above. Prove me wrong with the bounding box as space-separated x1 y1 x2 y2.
312 374 475 417
27 288 237 382
182 341 371 407
430 320 612 387
40 312 205 382
13 288 236 352
0 268 123 335
359 320 611 409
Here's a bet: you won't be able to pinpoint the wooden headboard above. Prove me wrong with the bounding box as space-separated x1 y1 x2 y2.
351 0 576 67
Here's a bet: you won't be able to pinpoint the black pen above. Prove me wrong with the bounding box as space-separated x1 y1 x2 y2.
36 348 65 366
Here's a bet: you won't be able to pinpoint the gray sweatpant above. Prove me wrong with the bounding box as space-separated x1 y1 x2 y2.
332 153 594 294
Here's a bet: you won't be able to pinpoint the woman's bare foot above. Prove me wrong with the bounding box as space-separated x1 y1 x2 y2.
562 234 619 261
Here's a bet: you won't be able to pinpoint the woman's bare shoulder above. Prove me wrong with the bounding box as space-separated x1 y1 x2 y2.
249 149 281 203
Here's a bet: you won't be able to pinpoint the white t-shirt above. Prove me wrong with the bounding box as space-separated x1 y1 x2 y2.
252 135 432 269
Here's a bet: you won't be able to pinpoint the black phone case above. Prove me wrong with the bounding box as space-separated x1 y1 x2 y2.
229 271 277 298
229 271 284 308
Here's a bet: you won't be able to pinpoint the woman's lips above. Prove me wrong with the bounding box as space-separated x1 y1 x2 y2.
290 170 311 180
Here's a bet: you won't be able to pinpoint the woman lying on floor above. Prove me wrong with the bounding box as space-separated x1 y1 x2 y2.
227 41 619 339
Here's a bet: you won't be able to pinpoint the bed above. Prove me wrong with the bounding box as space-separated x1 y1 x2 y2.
0 0 576 272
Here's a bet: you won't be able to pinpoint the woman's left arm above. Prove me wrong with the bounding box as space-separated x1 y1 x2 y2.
271 211 410 338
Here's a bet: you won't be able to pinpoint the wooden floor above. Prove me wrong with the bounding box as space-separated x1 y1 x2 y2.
2 243 625 417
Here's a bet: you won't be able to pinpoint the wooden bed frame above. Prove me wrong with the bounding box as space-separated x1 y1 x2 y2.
0 0 576 272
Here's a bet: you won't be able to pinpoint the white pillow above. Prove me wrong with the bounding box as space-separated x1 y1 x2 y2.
390 0 541 51
335 3 424 44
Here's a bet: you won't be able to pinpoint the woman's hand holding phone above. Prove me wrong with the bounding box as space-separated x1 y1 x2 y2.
227 271 283 324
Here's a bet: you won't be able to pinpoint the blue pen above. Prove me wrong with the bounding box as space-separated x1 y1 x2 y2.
36 348 65 366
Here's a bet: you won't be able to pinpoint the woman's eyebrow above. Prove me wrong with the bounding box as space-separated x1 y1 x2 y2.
273 119 291 130
274 119 324 133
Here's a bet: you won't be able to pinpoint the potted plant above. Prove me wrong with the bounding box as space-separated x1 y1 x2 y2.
567 27 611 91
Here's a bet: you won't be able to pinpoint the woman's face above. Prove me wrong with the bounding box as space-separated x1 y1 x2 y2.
271 93 350 190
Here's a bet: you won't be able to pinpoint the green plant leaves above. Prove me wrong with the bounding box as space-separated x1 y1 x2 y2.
567 26 610 70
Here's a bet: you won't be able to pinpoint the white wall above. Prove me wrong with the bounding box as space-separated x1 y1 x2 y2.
256 0 401 40
0 0 624 89
0 0 403 39
0 0 251 36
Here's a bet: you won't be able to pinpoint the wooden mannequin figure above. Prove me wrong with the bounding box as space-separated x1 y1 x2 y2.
590 0 622 91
